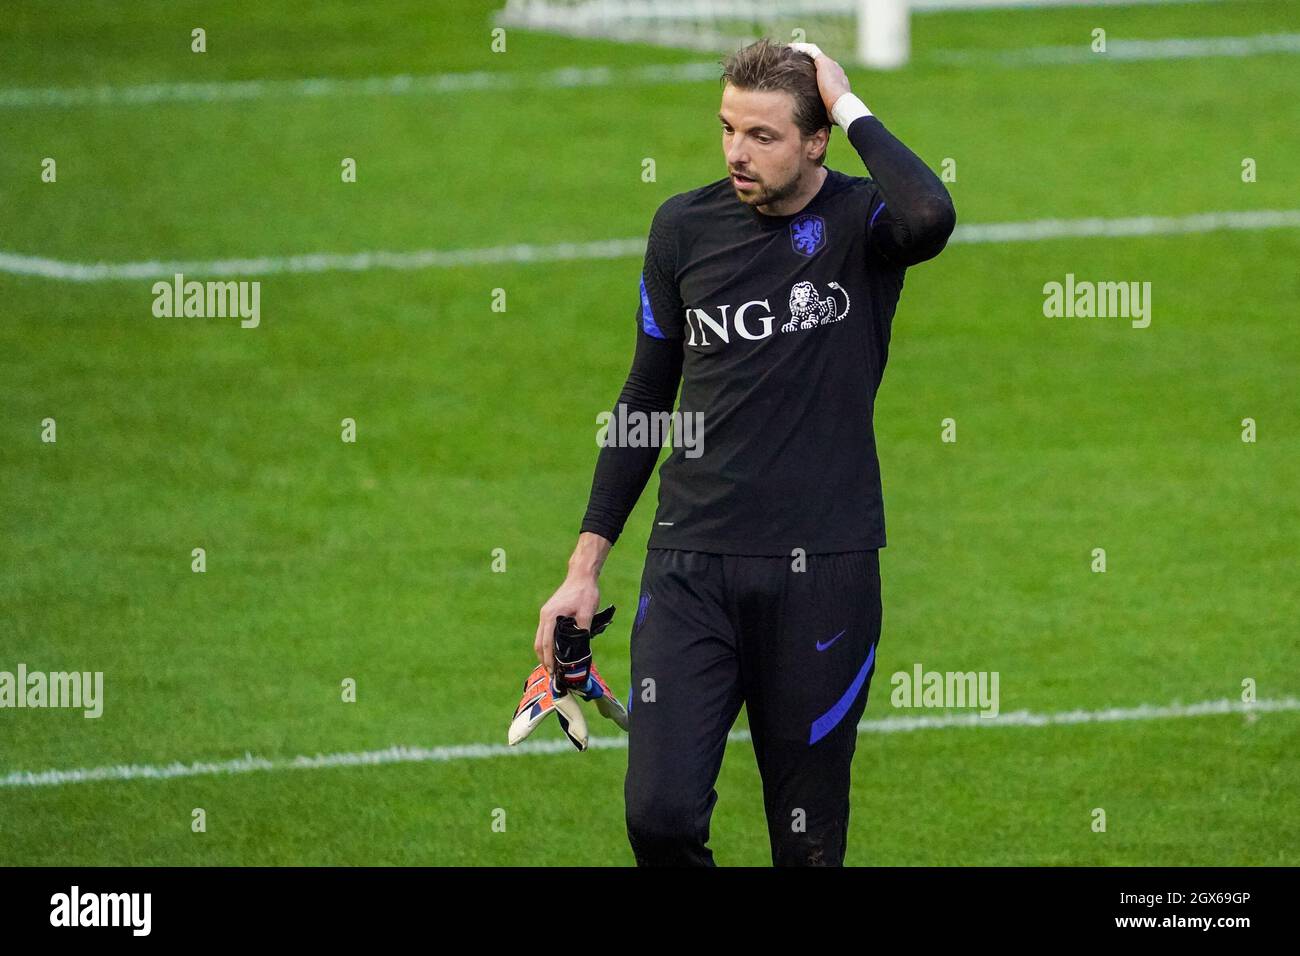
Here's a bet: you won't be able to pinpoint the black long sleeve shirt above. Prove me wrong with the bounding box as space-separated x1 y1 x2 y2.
580 114 956 555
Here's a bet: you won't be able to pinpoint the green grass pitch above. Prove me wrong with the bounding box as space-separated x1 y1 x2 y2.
0 0 1297 865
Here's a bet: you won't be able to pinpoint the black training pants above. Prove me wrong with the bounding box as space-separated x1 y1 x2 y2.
624 548 883 866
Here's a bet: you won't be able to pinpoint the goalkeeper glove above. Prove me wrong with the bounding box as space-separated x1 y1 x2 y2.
508 605 629 751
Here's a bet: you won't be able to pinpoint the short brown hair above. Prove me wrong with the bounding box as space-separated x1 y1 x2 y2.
721 39 831 164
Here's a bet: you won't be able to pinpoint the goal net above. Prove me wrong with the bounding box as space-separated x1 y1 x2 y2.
495 0 1211 70
496 0 912 68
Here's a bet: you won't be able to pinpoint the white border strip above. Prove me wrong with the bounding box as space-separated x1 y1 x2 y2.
2 209 1297 282
934 31 1300 66
950 208 1300 243
0 239 650 282
0 61 720 109
2 696 1293 789
497 0 1223 23
2 29 1296 110
914 0 1224 9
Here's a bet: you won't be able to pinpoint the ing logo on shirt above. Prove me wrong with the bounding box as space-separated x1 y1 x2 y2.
683 279 851 346
790 214 826 257
781 281 850 332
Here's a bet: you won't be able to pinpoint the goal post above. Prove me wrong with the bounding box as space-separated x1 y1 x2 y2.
859 0 910 69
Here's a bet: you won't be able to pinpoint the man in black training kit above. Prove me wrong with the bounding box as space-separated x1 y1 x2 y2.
535 39 955 866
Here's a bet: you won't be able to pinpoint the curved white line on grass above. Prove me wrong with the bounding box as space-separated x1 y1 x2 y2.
2 696 1294 789
913 0 1223 9
1 30 1293 110
932 32 1300 67
0 239 649 282
2 209 1298 283
950 208 1300 244
0 62 720 109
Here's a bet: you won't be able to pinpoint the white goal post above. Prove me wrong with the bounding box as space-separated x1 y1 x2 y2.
861 0 909 69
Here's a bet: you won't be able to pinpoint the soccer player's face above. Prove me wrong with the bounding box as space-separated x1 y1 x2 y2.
719 85 816 208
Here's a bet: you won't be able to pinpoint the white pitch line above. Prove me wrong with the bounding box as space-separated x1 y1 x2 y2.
1 696 1293 789
0 61 720 109
932 32 1300 66
1 28 1293 110
950 208 1300 244
0 238 650 282
914 0 1225 10
2 208 1298 283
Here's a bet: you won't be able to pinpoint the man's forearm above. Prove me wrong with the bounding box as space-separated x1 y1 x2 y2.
568 531 612 579
579 435 664 545
836 96 956 265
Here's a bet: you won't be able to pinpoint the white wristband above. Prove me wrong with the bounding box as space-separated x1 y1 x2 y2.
789 41 824 60
831 92 873 130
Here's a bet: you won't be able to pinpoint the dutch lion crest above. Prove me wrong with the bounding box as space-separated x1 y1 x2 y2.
790 214 826 257
781 281 850 332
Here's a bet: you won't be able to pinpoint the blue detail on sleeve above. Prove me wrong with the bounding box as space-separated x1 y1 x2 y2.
639 275 666 339
868 202 886 232
809 642 877 745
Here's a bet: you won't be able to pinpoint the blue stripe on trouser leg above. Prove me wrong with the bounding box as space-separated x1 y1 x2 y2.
808 641 877 745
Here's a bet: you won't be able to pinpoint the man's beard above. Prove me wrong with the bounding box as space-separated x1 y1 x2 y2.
732 166 803 208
